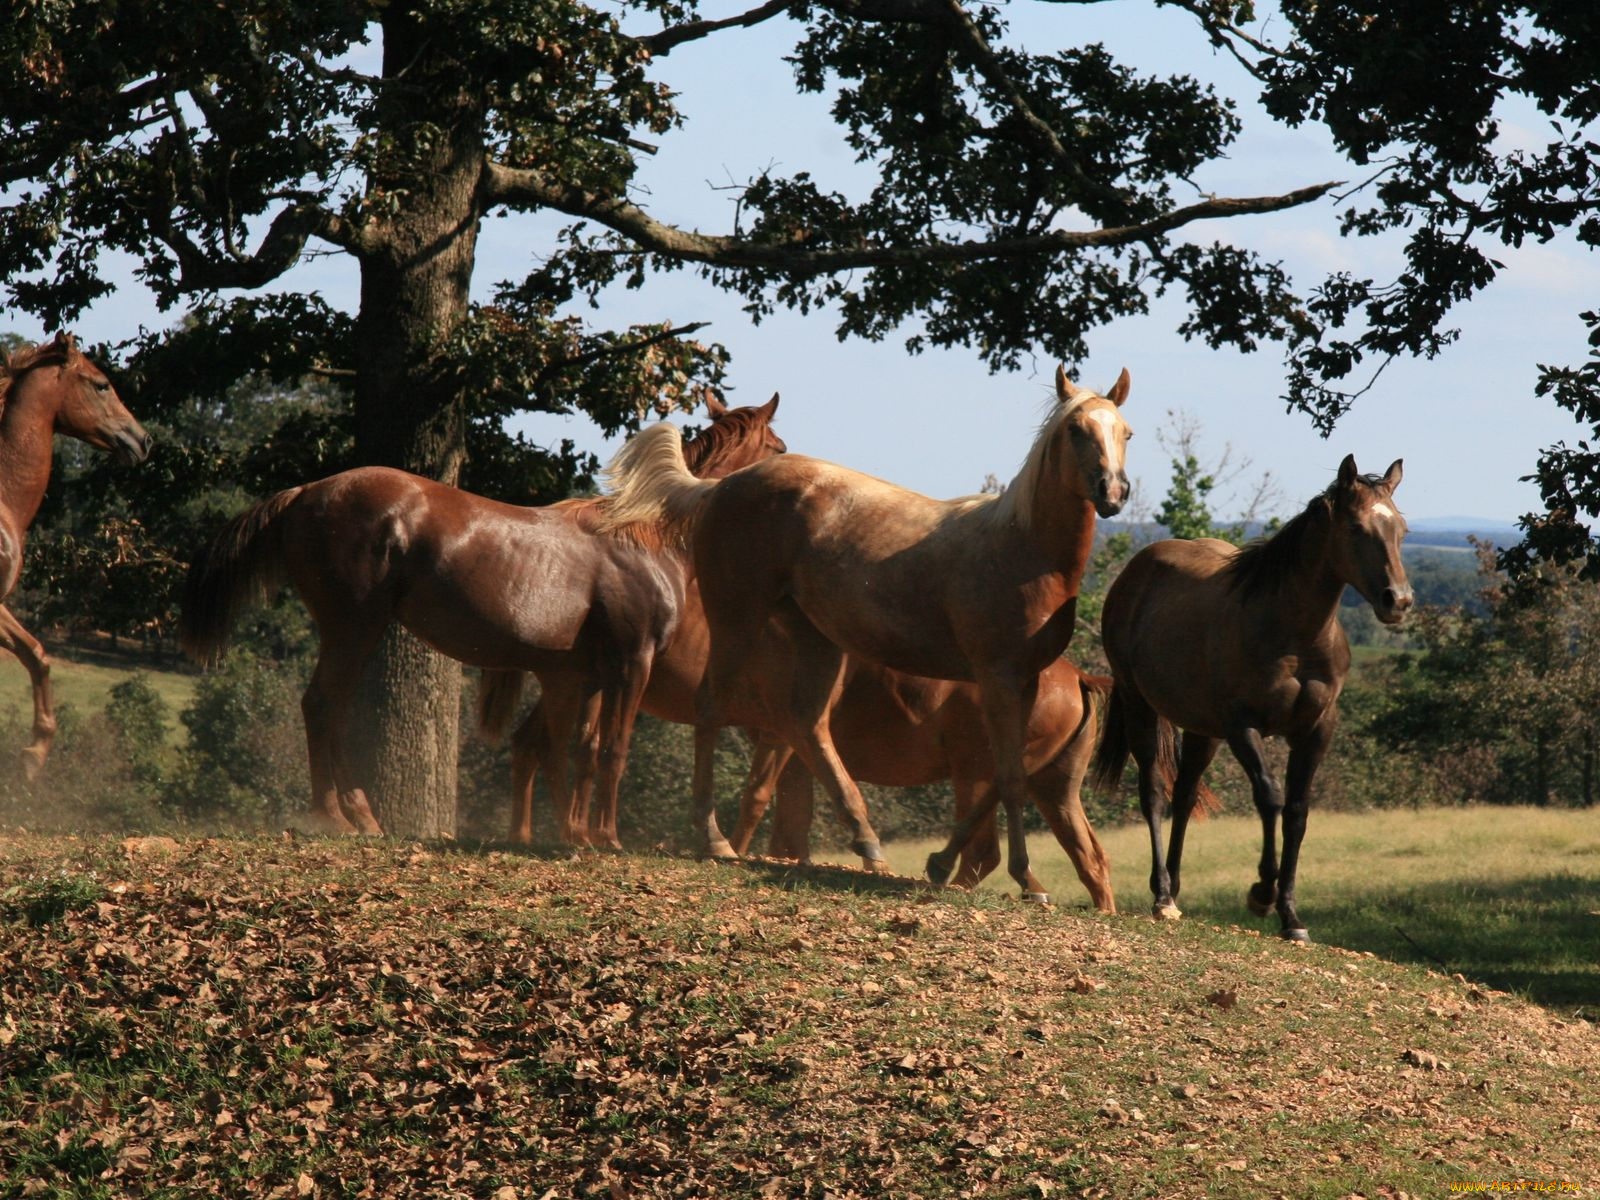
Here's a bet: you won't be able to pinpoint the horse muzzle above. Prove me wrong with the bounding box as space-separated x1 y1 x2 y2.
1375 584 1414 625
110 426 154 466
1093 472 1129 519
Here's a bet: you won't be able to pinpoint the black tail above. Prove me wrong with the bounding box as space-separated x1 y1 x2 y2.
1089 682 1221 817
179 487 303 667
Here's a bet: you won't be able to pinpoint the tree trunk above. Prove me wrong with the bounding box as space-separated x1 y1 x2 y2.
345 7 486 838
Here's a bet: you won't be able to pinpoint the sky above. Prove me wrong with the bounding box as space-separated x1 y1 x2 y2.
8 2 1596 527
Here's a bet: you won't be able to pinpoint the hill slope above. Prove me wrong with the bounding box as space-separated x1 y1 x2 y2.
1 836 1594 1198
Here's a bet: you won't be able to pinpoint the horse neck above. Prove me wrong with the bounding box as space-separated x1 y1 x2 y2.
1020 481 1098 596
1253 518 1348 644
0 375 61 529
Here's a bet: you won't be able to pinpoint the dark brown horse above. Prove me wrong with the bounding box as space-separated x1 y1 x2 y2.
0 333 152 776
1094 454 1412 940
601 366 1132 887
181 395 784 835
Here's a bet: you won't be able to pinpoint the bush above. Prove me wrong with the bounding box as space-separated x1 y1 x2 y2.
171 653 306 828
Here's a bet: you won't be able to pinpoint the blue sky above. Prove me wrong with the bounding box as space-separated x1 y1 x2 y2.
10 2 1596 525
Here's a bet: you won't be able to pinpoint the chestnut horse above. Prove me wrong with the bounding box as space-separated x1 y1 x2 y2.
483 578 1122 910
0 333 152 776
601 366 1132 888
477 397 786 847
1093 455 1412 940
181 395 784 835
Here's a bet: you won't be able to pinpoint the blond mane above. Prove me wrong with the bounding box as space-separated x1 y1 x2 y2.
969 390 1099 533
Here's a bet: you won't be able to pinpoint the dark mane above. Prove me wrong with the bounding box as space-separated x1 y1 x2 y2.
682 407 763 475
1224 487 1333 599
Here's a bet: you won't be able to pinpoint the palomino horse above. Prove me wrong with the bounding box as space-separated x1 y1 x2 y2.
0 333 152 776
1094 454 1412 940
181 395 784 835
483 580 1123 910
601 366 1132 888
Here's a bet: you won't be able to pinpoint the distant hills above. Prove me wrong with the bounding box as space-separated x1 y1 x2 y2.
1103 516 1524 551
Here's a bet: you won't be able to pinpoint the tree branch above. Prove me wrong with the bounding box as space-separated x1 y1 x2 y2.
638 0 797 56
149 199 370 292
935 0 1133 216
535 322 712 386
484 159 1339 276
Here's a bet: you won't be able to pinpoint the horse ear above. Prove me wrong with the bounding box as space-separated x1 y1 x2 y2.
1105 367 1131 407
1055 365 1087 405
760 392 780 418
1381 458 1403 491
1337 454 1359 488
704 392 728 418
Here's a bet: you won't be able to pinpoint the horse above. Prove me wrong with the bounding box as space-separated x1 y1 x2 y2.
1093 454 1413 940
475 396 786 848
483 575 1126 910
729 658 1122 908
180 394 785 836
0 332 152 777
600 365 1132 888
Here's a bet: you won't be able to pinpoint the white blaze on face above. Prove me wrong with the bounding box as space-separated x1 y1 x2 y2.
1087 407 1125 473
1371 501 1398 520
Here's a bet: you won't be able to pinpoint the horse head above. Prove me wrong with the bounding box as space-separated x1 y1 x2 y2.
45 332 153 466
1054 365 1132 519
686 391 786 480
1330 454 1412 625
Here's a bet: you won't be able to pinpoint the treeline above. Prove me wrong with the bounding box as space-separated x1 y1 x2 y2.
5 368 1595 852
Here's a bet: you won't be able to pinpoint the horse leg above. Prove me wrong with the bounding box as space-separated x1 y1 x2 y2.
0 605 56 779
1276 717 1335 941
928 676 1036 896
552 683 601 848
767 755 815 862
301 645 379 835
729 736 792 855
1027 740 1116 914
590 655 653 852
506 701 545 845
773 625 887 870
1164 731 1220 904
1227 725 1284 921
949 777 1016 892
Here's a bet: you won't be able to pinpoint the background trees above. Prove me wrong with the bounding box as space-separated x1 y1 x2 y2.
1 0 1340 834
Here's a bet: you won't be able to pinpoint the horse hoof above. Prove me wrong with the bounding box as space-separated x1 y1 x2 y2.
705 839 739 861
1153 902 1183 922
1246 885 1277 917
852 839 884 864
1021 891 1052 906
1281 927 1311 943
925 853 955 886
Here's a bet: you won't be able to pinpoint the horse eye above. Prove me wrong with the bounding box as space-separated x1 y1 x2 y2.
94 381 110 392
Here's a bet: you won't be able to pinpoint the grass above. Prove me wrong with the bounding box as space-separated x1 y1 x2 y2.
0 641 196 747
0 834 1593 1199
874 805 1600 1011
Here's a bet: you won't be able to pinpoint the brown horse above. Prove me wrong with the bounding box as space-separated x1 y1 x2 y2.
601 366 1132 887
477 397 786 848
730 658 1120 908
0 332 152 776
181 395 784 835
1093 454 1412 940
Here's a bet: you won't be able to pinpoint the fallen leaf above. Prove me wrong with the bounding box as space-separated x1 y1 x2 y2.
1205 988 1238 1011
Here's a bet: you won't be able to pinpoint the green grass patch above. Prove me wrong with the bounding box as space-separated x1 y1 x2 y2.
880 805 1600 1011
0 645 196 747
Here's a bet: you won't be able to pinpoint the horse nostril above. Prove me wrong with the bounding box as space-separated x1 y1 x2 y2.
1384 587 1414 611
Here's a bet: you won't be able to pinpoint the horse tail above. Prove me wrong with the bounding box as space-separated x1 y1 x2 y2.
1089 680 1130 795
478 669 527 743
1089 681 1223 818
598 423 717 545
179 486 303 667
